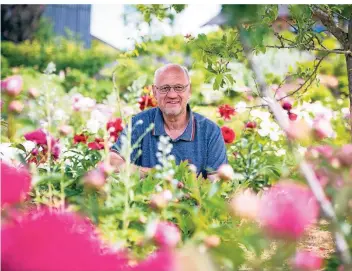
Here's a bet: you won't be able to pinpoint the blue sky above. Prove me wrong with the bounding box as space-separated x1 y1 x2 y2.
90 4 221 50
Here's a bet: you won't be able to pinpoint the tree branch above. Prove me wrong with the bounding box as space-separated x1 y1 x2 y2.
265 45 352 55
311 6 348 45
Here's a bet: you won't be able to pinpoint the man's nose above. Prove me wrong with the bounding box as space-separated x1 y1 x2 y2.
166 88 178 97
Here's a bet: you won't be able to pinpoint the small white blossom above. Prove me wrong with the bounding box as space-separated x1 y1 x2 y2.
234 101 247 113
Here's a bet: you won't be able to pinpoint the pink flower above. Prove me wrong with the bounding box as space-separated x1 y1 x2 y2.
292 250 323 271
221 126 236 144
24 129 47 145
1 162 31 207
130 249 175 271
8 100 24 113
313 116 334 139
218 104 236 121
83 169 106 189
259 182 319 240
307 145 334 159
336 144 352 166
288 112 297 121
1 207 129 271
282 101 292 111
153 221 181 248
2 75 23 96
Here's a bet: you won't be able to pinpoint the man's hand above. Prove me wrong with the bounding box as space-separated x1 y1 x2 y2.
108 151 151 178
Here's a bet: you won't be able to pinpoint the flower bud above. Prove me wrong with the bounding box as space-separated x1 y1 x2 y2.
245 121 257 129
59 125 73 136
9 100 24 113
336 144 352 166
230 189 259 220
282 101 292 111
204 235 221 248
28 87 39 98
3 75 23 97
217 164 235 181
83 169 106 190
288 112 297 121
153 221 181 248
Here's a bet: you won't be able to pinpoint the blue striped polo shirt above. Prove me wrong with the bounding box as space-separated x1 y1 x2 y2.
111 105 228 178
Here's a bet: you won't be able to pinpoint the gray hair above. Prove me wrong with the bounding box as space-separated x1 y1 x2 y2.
153 63 191 85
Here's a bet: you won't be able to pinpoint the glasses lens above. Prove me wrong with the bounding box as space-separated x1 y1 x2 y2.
160 86 171 93
174 86 184 92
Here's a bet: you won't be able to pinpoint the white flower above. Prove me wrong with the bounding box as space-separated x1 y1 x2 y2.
234 101 247 113
250 109 271 121
258 119 282 141
0 143 23 166
86 119 100 134
275 149 286 157
53 109 68 121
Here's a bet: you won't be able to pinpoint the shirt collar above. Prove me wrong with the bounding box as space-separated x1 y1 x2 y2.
152 104 195 142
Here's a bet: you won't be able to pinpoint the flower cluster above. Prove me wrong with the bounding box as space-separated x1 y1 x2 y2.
24 129 61 164
154 135 175 180
218 104 236 121
138 95 157 111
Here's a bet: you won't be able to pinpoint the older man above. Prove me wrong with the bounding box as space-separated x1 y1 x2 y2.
110 63 227 179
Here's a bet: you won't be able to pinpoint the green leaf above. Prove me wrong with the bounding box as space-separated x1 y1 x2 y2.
214 74 223 90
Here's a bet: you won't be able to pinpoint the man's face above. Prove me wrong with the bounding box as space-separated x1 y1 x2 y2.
153 68 191 117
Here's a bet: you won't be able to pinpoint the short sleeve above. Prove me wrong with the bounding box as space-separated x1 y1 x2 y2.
205 126 228 173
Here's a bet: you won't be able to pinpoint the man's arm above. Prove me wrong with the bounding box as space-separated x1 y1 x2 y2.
109 151 151 177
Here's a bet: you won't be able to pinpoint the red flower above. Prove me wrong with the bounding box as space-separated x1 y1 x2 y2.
1 207 129 271
153 221 181 249
259 182 319 240
292 250 323 271
218 104 236 121
1 162 31 207
2 75 23 97
106 118 123 141
88 138 105 150
245 121 257 129
74 133 88 144
24 129 47 145
288 112 297 121
139 95 157 111
221 126 236 144
282 101 292 111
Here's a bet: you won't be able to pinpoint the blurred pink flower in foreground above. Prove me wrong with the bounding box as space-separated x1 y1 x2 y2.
292 250 323 271
259 182 319 240
2 207 175 271
1 207 129 271
1 75 23 96
1 162 31 207
147 221 181 249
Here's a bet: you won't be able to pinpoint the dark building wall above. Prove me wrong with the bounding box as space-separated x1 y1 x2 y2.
43 4 91 47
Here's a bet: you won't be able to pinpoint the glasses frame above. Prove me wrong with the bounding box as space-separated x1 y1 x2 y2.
154 83 190 94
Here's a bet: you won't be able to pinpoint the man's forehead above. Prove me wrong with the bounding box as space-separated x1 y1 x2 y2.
156 68 188 83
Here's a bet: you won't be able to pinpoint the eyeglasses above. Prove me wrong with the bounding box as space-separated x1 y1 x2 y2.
155 84 189 94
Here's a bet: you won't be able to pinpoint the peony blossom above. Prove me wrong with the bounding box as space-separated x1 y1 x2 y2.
336 144 352 166
28 87 39 98
74 134 88 144
88 138 105 150
1 207 130 271
2 75 23 96
218 104 236 121
147 221 181 249
259 182 319 240
292 250 323 271
139 95 157 111
1 162 31 207
24 129 47 145
221 126 236 144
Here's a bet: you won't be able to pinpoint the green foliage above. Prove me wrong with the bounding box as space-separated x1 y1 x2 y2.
1 55 10 78
1 39 113 77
